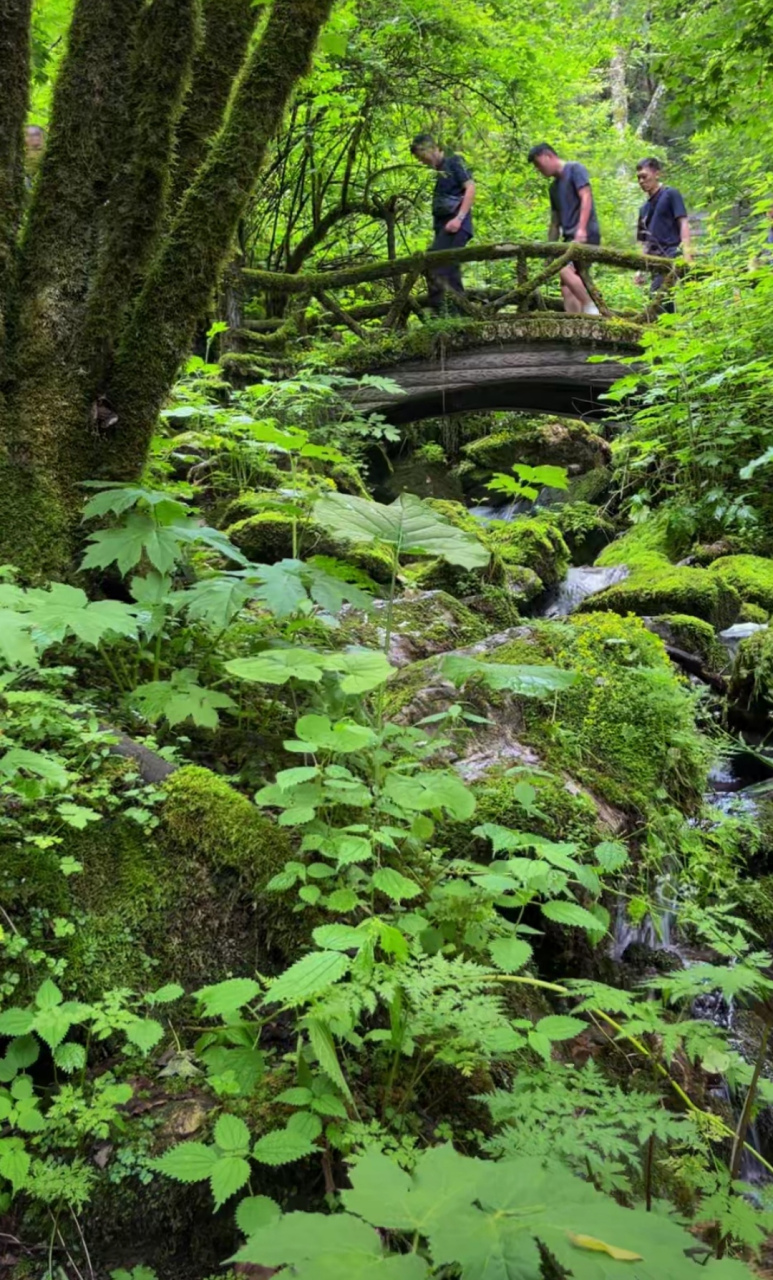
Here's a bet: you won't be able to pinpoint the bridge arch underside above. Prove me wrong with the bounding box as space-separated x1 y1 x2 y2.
358 341 636 425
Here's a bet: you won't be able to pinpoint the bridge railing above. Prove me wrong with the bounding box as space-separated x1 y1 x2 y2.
238 241 681 348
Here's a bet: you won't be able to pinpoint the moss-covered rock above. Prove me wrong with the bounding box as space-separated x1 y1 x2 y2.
2 767 305 999
487 514 570 588
461 416 610 476
226 511 394 583
410 555 542 607
708 555 773 614
727 628 773 720
339 590 489 666
387 613 709 817
552 502 615 565
739 601 769 624
584 518 740 628
648 614 728 673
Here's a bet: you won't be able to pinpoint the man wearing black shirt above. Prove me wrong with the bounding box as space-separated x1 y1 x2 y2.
636 158 692 308
528 143 601 316
411 134 476 312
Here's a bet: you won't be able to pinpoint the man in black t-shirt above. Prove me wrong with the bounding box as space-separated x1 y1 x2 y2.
528 143 601 316
411 133 476 312
635 157 692 308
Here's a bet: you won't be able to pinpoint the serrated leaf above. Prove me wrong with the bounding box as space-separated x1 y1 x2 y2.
214 1113 251 1154
541 900 604 931
125 1018 164 1054
442 655 577 696
0 1009 34 1037
0 611 39 668
534 1015 586 1041
287 1110 323 1141
252 1127 319 1166
489 937 533 973
236 1195 281 1236
311 925 365 952
226 649 327 686
194 978 261 1017
305 1016 352 1101
53 1042 87 1074
211 1153 252 1208
276 1087 314 1106
313 493 489 569
152 1141 218 1183
372 868 422 902
265 952 350 1006
290 714 378 754
148 983 185 1005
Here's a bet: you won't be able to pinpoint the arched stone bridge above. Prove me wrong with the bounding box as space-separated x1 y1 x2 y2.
339 315 640 424
237 241 674 421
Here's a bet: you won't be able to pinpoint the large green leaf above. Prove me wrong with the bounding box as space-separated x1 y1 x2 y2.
265 951 351 1006
151 1142 218 1183
442 655 577 696
0 611 39 668
25 583 139 646
313 493 489 569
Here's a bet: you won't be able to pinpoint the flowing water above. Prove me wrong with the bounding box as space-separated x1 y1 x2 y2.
540 564 629 617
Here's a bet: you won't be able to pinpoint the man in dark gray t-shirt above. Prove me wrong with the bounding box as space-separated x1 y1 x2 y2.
635 157 692 310
528 143 601 315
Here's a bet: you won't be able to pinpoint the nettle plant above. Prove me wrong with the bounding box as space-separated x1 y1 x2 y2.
0 977 184 1219
158 367 401 504
486 462 569 514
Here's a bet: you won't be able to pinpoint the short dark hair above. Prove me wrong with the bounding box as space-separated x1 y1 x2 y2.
528 143 556 162
636 156 662 172
411 133 437 154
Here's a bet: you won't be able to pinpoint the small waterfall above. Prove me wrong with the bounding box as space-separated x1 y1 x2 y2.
610 877 677 962
541 565 629 618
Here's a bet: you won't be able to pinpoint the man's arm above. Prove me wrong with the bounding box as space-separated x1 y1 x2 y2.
445 180 475 234
575 185 593 242
678 215 693 263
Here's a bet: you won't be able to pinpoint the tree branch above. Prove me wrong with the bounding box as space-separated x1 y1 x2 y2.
171 0 258 206
108 0 336 476
286 199 388 274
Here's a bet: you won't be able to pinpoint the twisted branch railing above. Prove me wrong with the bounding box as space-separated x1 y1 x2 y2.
238 241 681 347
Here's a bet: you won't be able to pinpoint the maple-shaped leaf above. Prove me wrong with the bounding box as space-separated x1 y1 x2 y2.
25 583 139 646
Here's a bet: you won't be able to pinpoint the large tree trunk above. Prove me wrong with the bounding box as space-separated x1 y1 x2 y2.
0 0 334 576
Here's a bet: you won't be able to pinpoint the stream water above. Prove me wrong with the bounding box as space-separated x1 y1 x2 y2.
540 564 629 617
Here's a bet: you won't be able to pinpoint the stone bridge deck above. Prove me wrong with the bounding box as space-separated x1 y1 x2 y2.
340 315 641 423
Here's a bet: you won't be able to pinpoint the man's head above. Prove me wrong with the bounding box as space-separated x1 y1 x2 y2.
25 125 46 154
636 157 662 196
528 143 561 177
411 133 443 169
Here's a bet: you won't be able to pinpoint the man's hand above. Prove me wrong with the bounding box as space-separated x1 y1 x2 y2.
634 271 645 287
445 216 463 234
574 227 588 243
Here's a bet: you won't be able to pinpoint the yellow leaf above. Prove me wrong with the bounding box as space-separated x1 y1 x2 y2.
568 1233 643 1261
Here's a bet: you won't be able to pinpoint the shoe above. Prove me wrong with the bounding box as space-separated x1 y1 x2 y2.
582 302 600 315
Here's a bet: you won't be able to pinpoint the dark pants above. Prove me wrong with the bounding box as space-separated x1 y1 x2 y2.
428 226 472 312
648 249 680 314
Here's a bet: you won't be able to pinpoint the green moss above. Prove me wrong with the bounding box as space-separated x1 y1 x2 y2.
4 767 306 1000
728 628 773 718
462 416 609 475
487 514 569 588
708 555 773 613
339 590 489 657
439 768 602 860
590 516 740 628
739 601 769 624
488 615 708 813
389 613 709 817
655 614 728 672
567 465 612 505
226 511 394 582
426 498 485 536
552 502 615 565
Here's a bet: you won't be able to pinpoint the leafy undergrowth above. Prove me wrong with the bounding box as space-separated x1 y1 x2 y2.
2 371 773 1279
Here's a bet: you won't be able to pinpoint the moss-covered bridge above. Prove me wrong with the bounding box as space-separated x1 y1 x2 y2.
233 240 673 421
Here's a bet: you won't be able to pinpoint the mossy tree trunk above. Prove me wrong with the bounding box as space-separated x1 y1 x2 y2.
0 0 335 575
